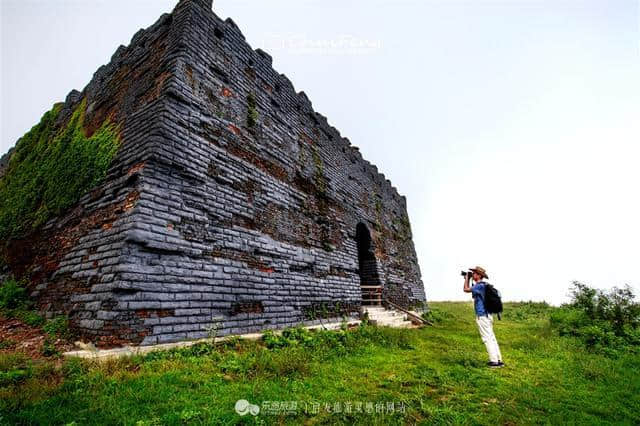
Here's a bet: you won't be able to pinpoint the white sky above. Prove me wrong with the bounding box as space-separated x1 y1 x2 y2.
1 0 639 305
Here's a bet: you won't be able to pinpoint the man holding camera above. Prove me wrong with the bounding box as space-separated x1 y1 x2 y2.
463 266 504 368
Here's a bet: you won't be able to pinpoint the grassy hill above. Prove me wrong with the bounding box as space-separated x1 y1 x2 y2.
1 301 639 425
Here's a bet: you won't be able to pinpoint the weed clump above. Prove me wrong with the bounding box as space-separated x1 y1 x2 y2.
506 301 554 321
262 324 416 353
0 278 72 336
0 278 30 310
0 353 32 386
551 282 640 355
422 306 451 324
43 316 70 339
0 278 44 326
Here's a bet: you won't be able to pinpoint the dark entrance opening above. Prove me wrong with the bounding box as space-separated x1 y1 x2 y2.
356 223 382 305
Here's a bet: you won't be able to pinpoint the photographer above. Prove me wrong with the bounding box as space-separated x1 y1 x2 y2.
462 266 504 368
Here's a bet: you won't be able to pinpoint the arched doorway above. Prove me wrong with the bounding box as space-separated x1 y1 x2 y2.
356 223 382 305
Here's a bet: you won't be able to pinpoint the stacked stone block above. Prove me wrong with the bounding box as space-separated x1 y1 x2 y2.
1 0 425 347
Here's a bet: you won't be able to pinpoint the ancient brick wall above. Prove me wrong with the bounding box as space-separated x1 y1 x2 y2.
2 10 178 346
2 0 425 347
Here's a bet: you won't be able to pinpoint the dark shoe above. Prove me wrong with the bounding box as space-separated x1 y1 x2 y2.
488 361 504 368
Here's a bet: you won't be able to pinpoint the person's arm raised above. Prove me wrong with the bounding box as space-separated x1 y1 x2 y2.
463 275 472 293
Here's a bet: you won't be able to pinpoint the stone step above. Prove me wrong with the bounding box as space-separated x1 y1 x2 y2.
365 309 403 316
365 308 403 315
362 307 414 328
369 314 405 321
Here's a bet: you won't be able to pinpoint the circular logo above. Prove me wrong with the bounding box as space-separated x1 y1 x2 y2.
235 399 260 416
249 404 260 416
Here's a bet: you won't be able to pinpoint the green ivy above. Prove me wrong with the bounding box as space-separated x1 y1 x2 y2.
0 100 120 240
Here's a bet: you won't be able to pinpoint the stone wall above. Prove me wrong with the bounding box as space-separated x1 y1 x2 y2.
1 0 425 347
3 10 177 347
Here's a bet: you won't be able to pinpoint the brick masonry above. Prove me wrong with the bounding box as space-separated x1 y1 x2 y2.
1 0 426 347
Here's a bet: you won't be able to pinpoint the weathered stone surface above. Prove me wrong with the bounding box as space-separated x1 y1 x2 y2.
1 0 425 347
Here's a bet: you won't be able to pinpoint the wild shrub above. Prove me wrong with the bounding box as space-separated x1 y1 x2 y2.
262 327 314 349
422 306 450 323
262 323 416 354
15 310 45 327
0 278 30 310
41 337 59 357
551 282 640 354
43 316 70 338
0 279 47 327
506 301 554 321
143 342 220 363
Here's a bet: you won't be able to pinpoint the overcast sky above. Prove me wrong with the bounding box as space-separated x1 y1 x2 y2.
1 0 639 305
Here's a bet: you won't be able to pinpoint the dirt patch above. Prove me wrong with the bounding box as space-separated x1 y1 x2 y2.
0 314 74 361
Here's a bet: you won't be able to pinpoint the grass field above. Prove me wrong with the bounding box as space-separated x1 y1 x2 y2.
1 301 639 425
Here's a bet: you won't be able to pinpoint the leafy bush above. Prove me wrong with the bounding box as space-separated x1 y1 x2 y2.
41 337 59 357
0 278 45 326
551 282 640 355
549 307 589 336
43 316 70 338
422 306 450 324
0 278 30 310
262 323 416 353
262 327 314 349
14 309 45 327
506 301 554 321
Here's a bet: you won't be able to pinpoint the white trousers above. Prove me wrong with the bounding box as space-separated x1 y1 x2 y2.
475 315 502 363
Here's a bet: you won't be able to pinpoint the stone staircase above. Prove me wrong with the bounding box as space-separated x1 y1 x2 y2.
363 306 414 328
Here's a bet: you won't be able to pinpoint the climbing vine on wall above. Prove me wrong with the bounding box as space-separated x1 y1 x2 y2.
0 100 120 240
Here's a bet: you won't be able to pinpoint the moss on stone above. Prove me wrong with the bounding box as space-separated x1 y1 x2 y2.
311 145 327 195
246 93 258 127
0 100 120 241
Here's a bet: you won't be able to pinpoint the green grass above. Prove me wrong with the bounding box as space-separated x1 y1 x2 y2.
1 302 639 425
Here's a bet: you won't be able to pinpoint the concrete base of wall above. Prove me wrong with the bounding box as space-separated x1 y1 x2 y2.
63 319 362 361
